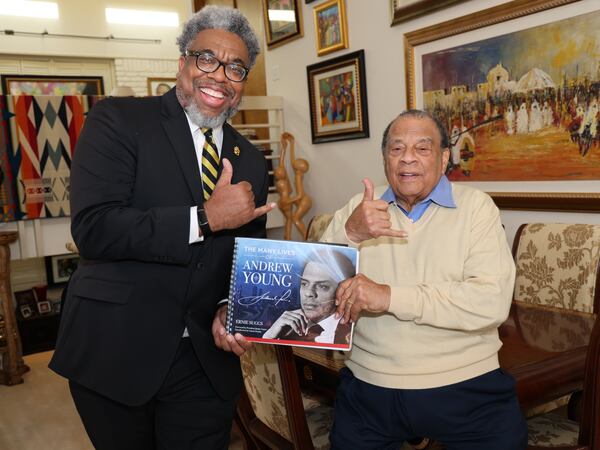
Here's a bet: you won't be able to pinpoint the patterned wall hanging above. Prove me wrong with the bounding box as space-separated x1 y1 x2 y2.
4 95 100 220
0 96 18 221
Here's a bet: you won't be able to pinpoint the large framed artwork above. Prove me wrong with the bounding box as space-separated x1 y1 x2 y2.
313 0 349 57
1 75 104 95
390 0 467 26
261 0 303 49
404 0 600 212
307 50 369 144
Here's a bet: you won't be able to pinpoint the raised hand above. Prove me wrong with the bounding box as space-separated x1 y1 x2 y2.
344 178 407 243
204 158 276 232
262 309 308 339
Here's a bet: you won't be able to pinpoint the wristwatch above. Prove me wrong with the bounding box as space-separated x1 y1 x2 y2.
197 207 212 237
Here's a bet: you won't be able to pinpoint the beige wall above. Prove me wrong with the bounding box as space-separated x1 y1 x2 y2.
263 0 600 246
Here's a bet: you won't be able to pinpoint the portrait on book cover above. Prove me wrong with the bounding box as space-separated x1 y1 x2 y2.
228 238 358 350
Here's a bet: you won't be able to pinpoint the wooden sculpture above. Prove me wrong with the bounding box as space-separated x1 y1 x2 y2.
276 133 295 240
276 132 312 240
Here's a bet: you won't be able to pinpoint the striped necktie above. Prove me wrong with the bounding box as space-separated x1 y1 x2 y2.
201 127 220 200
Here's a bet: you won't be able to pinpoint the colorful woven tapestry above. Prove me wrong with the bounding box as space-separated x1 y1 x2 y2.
4 95 100 220
0 96 18 221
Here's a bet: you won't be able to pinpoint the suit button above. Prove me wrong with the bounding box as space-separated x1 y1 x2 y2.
196 262 204 270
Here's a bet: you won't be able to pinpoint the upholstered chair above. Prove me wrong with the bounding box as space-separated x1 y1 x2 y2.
236 344 334 450
500 223 600 448
305 214 333 242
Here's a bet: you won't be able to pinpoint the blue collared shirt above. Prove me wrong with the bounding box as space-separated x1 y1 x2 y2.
380 175 456 222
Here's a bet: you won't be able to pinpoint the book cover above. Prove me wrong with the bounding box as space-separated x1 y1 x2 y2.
226 237 359 350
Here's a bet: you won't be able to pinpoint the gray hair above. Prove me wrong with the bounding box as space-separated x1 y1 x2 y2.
176 6 260 68
381 109 449 152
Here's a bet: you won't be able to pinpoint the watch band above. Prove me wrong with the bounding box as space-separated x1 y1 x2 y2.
197 207 212 237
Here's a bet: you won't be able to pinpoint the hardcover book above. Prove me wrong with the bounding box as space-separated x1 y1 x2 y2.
226 237 359 350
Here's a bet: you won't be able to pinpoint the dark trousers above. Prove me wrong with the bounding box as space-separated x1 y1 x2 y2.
331 367 527 450
69 338 237 450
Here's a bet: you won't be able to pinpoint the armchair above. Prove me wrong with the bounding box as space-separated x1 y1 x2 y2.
498 223 600 411
527 314 600 449
236 344 333 450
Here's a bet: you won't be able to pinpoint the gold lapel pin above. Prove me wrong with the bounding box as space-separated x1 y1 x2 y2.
233 146 240 156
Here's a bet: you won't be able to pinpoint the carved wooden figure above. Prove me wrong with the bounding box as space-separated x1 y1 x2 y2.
276 133 295 240
288 135 312 240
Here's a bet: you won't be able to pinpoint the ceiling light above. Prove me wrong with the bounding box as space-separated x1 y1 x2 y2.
105 8 179 27
0 0 59 19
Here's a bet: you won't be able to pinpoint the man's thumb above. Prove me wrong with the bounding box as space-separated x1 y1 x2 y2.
362 178 374 201
216 158 233 186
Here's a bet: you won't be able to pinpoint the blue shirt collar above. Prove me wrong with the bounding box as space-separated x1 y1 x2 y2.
380 175 456 209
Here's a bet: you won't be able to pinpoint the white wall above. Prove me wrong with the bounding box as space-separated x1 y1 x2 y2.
264 0 600 246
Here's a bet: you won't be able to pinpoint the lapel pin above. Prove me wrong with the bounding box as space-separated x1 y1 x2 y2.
234 146 240 156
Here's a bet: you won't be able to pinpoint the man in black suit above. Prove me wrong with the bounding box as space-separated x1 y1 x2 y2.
49 6 274 450
262 250 354 344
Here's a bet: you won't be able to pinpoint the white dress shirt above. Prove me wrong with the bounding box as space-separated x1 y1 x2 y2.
185 113 223 244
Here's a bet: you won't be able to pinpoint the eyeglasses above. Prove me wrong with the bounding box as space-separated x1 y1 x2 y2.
184 50 249 82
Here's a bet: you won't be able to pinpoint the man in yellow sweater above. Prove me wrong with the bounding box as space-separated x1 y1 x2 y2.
321 110 526 449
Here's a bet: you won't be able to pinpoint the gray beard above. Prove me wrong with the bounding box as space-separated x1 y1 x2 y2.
176 87 239 129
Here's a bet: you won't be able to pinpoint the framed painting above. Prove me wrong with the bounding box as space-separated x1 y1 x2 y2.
45 254 80 286
313 0 348 56
390 0 467 26
404 0 600 212
0 74 104 95
147 77 176 96
307 49 369 144
261 0 303 49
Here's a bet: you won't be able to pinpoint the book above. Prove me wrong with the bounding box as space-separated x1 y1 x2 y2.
226 237 359 351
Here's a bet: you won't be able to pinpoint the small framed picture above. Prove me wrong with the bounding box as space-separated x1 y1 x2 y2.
261 0 303 49
147 77 176 96
20 304 33 319
46 254 80 286
37 301 52 315
307 49 369 143
314 0 348 56
14 289 37 308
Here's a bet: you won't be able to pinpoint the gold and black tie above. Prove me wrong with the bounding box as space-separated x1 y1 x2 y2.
201 128 220 200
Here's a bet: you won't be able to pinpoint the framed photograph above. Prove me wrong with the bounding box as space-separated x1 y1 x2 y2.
307 50 369 144
14 289 37 308
390 0 467 26
404 0 600 212
46 254 80 285
313 0 348 56
261 0 303 49
147 77 176 96
20 305 33 319
37 301 52 315
1 74 104 95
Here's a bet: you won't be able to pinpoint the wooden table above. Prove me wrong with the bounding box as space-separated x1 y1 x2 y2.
293 302 596 412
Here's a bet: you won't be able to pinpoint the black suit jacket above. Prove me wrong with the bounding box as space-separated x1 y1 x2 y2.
49 89 269 406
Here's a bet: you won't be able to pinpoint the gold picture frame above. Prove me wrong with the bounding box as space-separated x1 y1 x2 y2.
262 0 303 50
314 0 349 57
147 77 176 96
403 0 600 212
390 0 467 26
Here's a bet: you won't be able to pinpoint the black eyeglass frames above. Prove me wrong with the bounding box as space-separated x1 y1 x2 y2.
184 50 249 82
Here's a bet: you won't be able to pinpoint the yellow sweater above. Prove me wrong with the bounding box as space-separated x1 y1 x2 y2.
321 183 515 389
